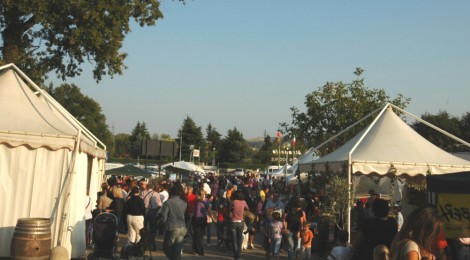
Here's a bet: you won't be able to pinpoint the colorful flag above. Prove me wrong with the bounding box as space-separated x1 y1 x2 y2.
277 131 281 143
292 135 296 146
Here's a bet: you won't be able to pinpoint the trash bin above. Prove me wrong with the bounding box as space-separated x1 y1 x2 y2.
10 218 52 260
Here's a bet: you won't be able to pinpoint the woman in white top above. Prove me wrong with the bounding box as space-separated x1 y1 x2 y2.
390 206 443 260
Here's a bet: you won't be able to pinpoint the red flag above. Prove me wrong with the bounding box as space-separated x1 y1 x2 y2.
277 131 281 142
292 135 296 146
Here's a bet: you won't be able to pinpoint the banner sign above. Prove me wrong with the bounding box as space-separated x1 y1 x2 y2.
437 193 470 238
193 149 200 158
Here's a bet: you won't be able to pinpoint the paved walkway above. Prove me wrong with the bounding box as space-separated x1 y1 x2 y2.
88 224 330 259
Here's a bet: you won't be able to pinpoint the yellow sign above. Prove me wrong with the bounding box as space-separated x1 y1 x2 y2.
437 193 470 238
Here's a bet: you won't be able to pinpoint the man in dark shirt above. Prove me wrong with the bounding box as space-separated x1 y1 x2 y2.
161 184 187 260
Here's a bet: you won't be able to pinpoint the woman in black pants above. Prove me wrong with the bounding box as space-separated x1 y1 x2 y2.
192 190 208 256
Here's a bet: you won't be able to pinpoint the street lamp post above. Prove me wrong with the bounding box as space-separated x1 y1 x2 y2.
189 145 194 163
212 148 216 166
282 142 291 186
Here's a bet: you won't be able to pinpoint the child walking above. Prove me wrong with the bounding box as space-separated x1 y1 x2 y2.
268 211 284 260
299 222 314 259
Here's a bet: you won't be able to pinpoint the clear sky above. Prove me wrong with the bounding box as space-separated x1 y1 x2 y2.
59 0 470 139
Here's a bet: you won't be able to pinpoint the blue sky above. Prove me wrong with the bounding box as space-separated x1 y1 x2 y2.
61 1 470 139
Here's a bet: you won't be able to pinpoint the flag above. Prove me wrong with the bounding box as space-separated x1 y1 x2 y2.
292 135 296 146
277 131 281 143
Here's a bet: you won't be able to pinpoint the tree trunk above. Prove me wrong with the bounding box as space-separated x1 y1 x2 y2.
1 6 33 64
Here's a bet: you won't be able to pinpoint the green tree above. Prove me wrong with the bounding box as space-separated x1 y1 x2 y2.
114 133 130 157
178 116 205 163
159 133 174 141
206 123 221 165
0 1 170 83
412 111 462 152
129 121 150 158
460 112 470 149
284 68 410 155
255 134 274 165
219 127 251 163
46 83 114 151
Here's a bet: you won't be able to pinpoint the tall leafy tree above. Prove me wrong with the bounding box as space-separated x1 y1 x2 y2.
159 133 174 141
177 116 205 162
412 111 462 152
460 112 470 148
206 123 221 164
255 134 274 165
219 127 251 163
114 133 130 157
0 1 171 83
283 68 410 155
129 121 150 158
46 83 114 151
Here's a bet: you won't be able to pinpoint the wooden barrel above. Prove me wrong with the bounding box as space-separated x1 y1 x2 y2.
10 218 52 260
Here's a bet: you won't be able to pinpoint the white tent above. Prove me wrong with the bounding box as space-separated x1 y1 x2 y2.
298 103 470 235
299 104 470 176
269 164 291 178
0 64 106 258
286 163 309 185
161 161 206 174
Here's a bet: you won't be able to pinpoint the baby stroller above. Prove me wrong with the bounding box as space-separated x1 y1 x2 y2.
90 212 119 259
120 228 153 259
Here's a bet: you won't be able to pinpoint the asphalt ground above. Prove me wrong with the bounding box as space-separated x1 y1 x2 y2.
87 223 330 259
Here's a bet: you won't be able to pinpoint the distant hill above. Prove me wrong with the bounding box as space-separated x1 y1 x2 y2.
246 136 275 149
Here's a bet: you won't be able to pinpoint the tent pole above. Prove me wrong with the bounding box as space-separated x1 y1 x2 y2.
312 105 384 152
390 103 470 148
347 156 352 242
346 103 390 241
57 133 80 248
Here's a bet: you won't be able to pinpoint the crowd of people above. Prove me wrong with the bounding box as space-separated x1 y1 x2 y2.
85 172 326 260
85 172 469 260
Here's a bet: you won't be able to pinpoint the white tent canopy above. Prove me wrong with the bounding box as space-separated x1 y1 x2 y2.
269 164 291 178
161 161 206 174
299 104 470 177
286 163 309 185
0 64 106 258
298 103 470 238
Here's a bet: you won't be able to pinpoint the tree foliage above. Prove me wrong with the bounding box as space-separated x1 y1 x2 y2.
178 116 205 162
254 134 274 165
461 112 470 146
206 123 221 165
413 111 469 153
283 68 410 155
46 83 114 151
114 133 130 157
219 127 251 163
0 0 166 83
129 121 150 158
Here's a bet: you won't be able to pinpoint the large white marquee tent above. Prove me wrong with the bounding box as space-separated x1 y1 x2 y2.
299 103 470 234
0 64 107 258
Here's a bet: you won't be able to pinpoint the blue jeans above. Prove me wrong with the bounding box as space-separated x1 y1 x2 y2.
230 222 244 260
271 237 282 257
299 246 311 260
284 231 299 260
163 227 187 260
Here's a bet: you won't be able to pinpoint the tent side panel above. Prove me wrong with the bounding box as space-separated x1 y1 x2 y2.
0 145 71 258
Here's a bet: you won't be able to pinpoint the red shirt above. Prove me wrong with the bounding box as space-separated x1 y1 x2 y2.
186 193 197 214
